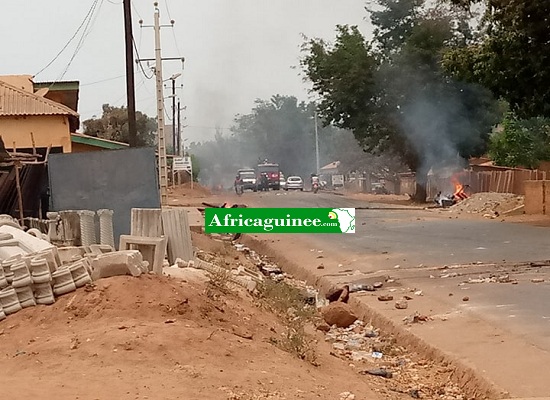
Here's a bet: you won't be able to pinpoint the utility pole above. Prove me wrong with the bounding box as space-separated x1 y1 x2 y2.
172 80 176 155
314 109 320 174
153 5 168 205
177 99 181 156
123 0 137 147
137 3 184 205
168 73 181 154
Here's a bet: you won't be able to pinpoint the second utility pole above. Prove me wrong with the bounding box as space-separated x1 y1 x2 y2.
123 0 137 147
154 6 168 205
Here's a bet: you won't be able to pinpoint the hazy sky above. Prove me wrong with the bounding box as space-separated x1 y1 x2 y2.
2 1 371 142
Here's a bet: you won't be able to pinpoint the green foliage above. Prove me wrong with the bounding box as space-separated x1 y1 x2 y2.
369 0 423 53
489 114 550 169
301 2 500 177
442 1 550 118
83 104 156 146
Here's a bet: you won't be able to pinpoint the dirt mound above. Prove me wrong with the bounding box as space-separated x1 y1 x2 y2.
169 181 212 197
449 192 524 215
0 272 380 399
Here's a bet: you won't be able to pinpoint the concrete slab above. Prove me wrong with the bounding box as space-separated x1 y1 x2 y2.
180 207 204 227
119 235 167 275
161 208 194 264
130 208 163 238
90 250 148 280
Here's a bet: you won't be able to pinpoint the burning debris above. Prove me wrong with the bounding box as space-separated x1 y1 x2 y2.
434 178 471 207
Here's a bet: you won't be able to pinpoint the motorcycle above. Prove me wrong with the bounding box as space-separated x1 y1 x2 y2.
312 182 319 194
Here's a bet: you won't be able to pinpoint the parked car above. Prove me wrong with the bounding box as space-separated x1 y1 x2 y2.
285 176 304 191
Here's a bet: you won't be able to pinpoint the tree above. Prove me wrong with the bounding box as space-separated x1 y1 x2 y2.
83 104 156 146
443 1 550 118
301 0 500 201
191 94 404 188
489 114 550 169
231 95 317 178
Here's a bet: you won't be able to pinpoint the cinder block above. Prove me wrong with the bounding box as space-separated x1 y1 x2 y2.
90 250 148 280
524 180 545 215
118 235 167 275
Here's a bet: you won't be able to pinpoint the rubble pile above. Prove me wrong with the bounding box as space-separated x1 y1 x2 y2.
324 320 466 399
193 240 321 305
448 192 524 216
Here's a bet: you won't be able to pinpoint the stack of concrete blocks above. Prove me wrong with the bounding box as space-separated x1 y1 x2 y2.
47 209 116 251
0 246 94 322
123 208 193 276
0 212 152 322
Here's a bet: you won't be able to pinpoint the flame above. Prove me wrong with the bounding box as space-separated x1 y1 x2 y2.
452 177 468 200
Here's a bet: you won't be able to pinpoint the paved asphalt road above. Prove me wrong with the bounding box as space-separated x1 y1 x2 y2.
249 190 550 269
243 189 550 353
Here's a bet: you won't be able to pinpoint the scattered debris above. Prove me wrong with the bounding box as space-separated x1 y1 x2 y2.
403 312 431 325
321 302 357 328
395 300 409 310
362 368 393 378
325 285 350 303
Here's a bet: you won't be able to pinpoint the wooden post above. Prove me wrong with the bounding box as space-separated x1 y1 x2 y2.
14 161 24 226
45 144 52 162
30 132 37 156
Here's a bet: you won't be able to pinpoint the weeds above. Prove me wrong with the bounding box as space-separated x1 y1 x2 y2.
206 267 233 296
256 280 316 321
257 279 318 364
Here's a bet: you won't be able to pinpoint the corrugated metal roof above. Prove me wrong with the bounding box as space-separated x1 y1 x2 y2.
0 80 79 117
71 133 129 149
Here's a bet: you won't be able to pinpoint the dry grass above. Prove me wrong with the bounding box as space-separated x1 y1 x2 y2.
258 280 318 364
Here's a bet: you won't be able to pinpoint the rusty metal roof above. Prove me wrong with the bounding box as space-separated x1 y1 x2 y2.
0 80 79 117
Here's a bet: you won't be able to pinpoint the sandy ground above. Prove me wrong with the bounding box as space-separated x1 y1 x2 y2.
1 268 380 399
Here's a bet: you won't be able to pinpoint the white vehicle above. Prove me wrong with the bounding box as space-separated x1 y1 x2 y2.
279 173 286 189
285 176 304 191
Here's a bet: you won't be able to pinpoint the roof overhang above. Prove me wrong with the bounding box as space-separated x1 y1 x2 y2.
71 133 129 150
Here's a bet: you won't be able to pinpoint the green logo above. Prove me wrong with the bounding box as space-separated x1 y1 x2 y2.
205 208 355 234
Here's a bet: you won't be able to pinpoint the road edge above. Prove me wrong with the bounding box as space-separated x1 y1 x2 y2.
241 234 506 400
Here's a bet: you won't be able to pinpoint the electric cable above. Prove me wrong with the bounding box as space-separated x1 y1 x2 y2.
34 0 99 77
55 0 104 84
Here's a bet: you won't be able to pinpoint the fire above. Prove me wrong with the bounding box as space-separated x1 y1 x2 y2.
452 179 469 201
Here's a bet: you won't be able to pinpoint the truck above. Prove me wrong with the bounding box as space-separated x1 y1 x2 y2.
236 168 257 192
256 161 280 190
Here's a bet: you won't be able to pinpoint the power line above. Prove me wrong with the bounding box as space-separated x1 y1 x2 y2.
133 37 154 79
34 0 99 77
55 0 104 84
81 74 125 86
164 0 183 58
